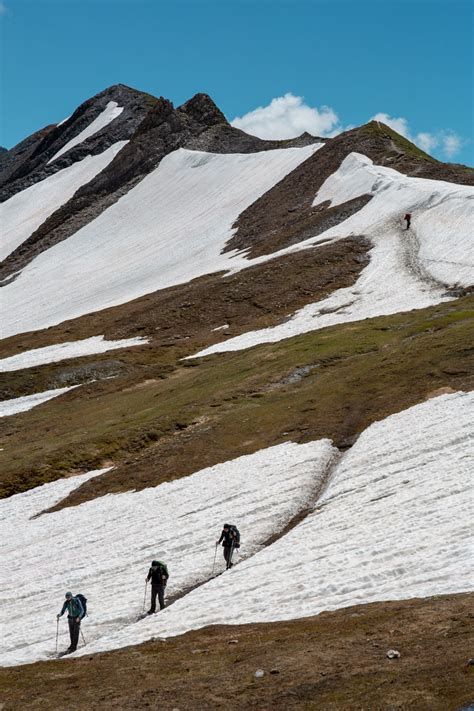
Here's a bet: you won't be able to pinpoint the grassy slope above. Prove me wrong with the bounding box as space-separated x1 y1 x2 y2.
360 120 438 162
1 296 472 502
0 593 472 710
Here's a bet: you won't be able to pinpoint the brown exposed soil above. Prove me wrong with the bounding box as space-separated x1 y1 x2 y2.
0 593 472 710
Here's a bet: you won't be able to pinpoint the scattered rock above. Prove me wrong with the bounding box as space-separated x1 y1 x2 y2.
254 669 265 679
467 658 474 666
386 649 401 659
191 649 209 655
270 668 280 675
227 639 239 645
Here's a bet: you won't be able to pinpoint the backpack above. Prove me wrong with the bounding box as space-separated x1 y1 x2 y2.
75 593 87 617
156 561 168 577
229 525 240 548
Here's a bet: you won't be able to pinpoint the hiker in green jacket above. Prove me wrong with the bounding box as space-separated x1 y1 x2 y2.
57 592 84 652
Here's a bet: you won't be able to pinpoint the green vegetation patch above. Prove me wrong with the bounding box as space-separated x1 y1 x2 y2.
0 297 472 501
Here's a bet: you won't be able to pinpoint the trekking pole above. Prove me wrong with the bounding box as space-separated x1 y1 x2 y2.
55 618 59 656
211 543 218 575
142 580 148 613
80 628 86 647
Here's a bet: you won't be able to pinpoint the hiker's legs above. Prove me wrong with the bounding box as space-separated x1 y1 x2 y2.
68 618 80 650
149 585 158 613
68 617 74 647
224 546 233 569
149 584 164 613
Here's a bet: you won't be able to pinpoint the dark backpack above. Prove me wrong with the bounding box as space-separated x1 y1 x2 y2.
229 525 240 547
75 593 87 617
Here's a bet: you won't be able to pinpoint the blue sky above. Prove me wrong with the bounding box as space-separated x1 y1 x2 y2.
1 0 472 164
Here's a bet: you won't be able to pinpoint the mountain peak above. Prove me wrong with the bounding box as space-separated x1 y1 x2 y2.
178 92 228 127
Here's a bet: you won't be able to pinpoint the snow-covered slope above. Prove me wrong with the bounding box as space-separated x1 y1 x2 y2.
47 101 124 163
192 153 474 357
0 468 110 523
75 391 472 655
0 385 79 418
313 152 474 286
1 144 321 339
0 335 148 372
0 142 127 262
0 440 335 666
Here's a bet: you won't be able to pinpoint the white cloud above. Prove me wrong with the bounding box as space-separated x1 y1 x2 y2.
371 112 410 139
0 2 7 15
416 132 439 153
231 97 463 161
370 111 461 160
231 93 341 140
442 133 462 159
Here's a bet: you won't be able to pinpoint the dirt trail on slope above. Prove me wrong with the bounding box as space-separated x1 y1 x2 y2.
0 593 472 710
393 207 455 294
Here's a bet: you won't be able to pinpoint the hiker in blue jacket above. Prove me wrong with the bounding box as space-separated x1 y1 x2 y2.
57 592 84 652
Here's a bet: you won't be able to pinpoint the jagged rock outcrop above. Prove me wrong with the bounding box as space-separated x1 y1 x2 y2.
0 84 158 200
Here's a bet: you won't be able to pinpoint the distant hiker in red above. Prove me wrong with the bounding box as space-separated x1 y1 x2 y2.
404 213 412 230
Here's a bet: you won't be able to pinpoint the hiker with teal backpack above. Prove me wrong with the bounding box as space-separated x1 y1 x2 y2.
146 560 169 614
57 591 86 653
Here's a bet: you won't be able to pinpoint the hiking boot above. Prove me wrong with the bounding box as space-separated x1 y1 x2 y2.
146 609 155 615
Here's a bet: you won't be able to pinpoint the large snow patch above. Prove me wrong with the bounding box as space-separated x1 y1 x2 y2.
0 385 79 418
0 335 148 372
192 153 474 357
47 101 124 163
1 145 321 339
78 391 473 652
0 440 335 666
0 142 128 262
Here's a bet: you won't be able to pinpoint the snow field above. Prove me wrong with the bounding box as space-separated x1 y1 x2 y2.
0 141 128 262
76 392 473 653
192 153 474 357
47 101 124 163
0 335 149 372
0 385 79 418
1 144 322 339
313 152 474 286
0 468 111 526
0 440 336 666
